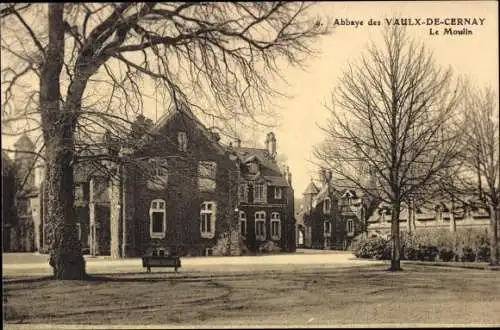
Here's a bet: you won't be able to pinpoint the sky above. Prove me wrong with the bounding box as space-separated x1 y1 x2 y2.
270 0 499 196
2 1 498 197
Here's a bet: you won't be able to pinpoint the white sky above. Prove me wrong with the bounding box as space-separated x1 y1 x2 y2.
2 1 498 197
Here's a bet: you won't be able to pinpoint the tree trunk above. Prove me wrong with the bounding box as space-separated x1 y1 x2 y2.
450 198 456 233
390 202 402 271
490 204 499 266
39 3 86 279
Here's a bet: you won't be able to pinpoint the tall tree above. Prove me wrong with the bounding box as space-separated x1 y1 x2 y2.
314 26 463 271
462 86 499 265
1 3 329 279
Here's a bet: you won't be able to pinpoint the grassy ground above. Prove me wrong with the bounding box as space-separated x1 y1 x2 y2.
4 264 500 327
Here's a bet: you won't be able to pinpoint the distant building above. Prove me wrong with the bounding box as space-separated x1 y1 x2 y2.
296 169 366 250
367 198 491 237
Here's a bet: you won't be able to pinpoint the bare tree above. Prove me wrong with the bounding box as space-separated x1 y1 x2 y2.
1 3 329 279
314 26 463 271
461 86 499 265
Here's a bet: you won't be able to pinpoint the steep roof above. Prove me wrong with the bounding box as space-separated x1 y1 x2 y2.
149 103 227 155
303 180 319 195
13 134 35 150
233 147 281 174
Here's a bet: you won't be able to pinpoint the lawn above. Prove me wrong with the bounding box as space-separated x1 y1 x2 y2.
3 264 500 327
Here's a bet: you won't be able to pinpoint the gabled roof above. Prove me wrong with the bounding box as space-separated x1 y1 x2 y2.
148 103 227 155
303 180 319 195
233 147 281 174
14 134 35 150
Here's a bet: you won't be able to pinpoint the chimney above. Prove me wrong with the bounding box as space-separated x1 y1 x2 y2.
287 167 292 187
265 132 276 159
319 168 327 186
326 169 332 183
236 138 241 148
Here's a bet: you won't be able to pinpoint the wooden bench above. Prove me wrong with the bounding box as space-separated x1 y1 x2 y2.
142 248 181 273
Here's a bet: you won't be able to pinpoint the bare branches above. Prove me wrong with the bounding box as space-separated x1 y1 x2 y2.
315 27 463 207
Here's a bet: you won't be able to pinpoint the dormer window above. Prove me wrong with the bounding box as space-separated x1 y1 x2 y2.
248 162 259 174
254 183 266 203
178 131 188 151
274 187 283 200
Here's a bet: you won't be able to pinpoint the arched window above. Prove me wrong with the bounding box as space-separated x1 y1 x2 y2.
150 199 166 239
324 221 331 236
270 212 281 240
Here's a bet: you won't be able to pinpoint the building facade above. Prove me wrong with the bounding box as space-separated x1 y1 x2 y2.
232 132 296 253
7 107 296 257
366 199 491 237
297 170 365 250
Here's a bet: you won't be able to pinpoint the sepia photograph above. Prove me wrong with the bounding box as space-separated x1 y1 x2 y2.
1 1 499 329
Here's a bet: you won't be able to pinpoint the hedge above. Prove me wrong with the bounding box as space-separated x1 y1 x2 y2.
351 228 491 263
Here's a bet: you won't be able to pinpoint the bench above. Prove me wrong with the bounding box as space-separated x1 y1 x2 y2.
142 248 181 273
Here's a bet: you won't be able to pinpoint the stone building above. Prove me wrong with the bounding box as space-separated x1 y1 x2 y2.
366 198 491 237
296 169 366 250
10 105 296 257
231 132 296 253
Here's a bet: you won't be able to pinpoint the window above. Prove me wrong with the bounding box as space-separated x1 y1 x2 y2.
150 199 166 239
147 158 168 190
347 219 354 236
76 223 82 240
254 183 266 203
198 161 217 191
200 201 216 238
178 131 188 151
248 162 259 174
274 187 282 200
270 212 281 240
239 211 247 238
255 211 266 241
75 184 85 204
323 197 331 214
239 184 248 202
324 221 331 236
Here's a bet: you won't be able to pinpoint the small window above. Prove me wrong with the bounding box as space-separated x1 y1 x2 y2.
200 201 216 238
323 198 331 214
254 183 266 203
75 184 85 203
76 223 82 240
150 199 166 239
270 212 281 240
274 187 282 200
324 221 331 236
178 131 188 151
255 211 266 241
198 161 217 191
240 211 247 238
347 219 354 236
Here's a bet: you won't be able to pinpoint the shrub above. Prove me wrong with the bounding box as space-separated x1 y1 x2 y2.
476 244 490 262
260 241 282 254
351 235 390 259
461 246 476 262
438 247 455 262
